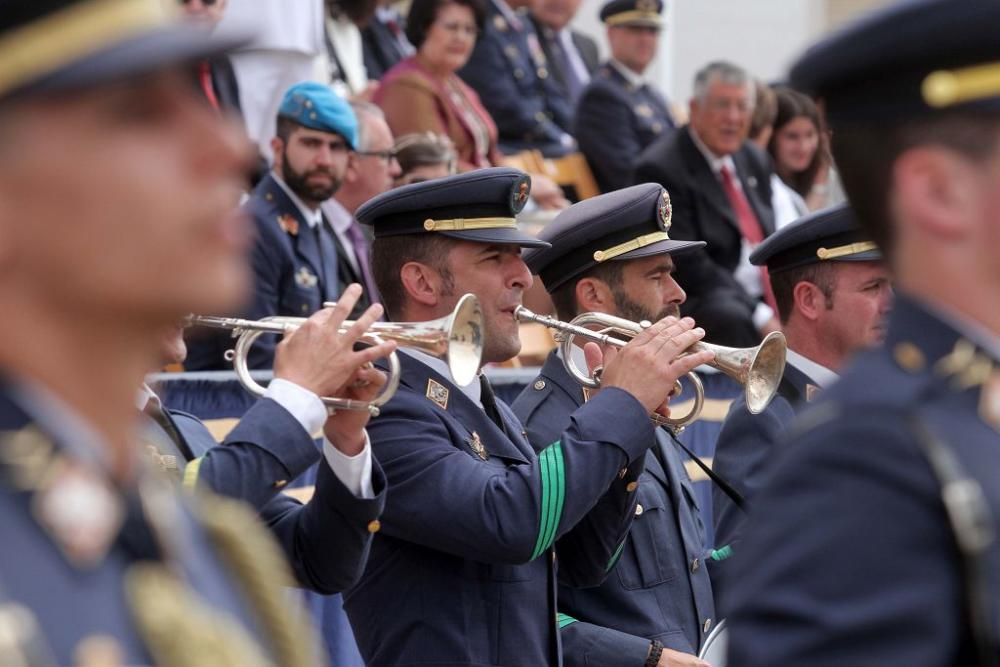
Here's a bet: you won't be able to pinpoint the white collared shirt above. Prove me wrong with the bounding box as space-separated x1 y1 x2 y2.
557 29 591 86
608 58 649 89
688 127 774 328
785 349 838 389
272 172 324 229
322 197 360 274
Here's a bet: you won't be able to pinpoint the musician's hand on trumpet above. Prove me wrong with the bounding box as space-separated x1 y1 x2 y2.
593 316 715 417
273 284 396 454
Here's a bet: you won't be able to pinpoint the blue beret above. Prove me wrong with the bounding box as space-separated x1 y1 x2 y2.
357 167 550 248
525 183 705 292
600 0 663 28
750 204 881 274
789 0 1000 125
1 1 247 100
278 81 358 150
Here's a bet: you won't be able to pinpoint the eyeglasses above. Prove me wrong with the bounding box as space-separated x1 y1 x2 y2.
356 148 399 164
435 21 479 37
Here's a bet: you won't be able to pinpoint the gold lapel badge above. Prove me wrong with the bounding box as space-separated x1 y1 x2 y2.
426 378 450 410
468 431 488 460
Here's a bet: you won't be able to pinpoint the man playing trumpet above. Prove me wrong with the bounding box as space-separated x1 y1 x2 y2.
513 183 715 667
343 167 713 666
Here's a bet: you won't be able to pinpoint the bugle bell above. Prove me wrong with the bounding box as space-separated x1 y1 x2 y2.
188 294 484 416
514 306 786 431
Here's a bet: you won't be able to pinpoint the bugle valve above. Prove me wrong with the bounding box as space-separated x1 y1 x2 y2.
188 293 484 416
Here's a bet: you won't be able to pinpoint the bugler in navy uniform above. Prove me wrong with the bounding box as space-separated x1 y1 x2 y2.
186 81 361 370
343 167 711 665
575 0 676 193
711 204 889 611
458 0 576 156
514 183 716 666
0 1 322 664
727 2 1000 665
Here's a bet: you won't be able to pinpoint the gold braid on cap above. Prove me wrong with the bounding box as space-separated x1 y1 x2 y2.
423 217 517 232
816 241 877 261
593 231 671 262
0 0 170 96
922 61 1000 108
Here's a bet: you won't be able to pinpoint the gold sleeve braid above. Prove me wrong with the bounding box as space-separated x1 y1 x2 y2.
127 493 320 667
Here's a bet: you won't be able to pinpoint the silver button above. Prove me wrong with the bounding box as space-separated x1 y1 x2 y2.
703 618 713 634
634 504 644 517
690 557 700 573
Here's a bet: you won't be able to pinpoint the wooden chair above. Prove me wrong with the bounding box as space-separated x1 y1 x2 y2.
539 152 601 201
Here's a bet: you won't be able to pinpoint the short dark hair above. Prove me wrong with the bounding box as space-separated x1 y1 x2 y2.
768 87 824 199
371 234 457 319
770 262 835 324
275 115 302 144
830 110 1000 261
406 0 487 50
549 261 625 322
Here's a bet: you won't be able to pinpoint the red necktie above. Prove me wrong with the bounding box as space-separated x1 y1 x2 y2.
198 61 220 112
719 165 776 312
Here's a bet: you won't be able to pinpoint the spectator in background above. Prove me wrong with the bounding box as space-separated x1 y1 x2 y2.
324 0 381 99
217 0 328 162
179 0 242 115
393 132 458 185
636 61 778 348
362 0 415 79
322 102 402 312
457 0 576 156
768 88 826 211
529 0 599 106
375 0 569 208
575 0 676 193
750 81 808 228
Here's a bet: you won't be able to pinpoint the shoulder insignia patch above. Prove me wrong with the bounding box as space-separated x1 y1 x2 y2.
426 378 450 409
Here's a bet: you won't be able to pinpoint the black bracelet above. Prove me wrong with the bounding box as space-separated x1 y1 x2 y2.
644 640 664 667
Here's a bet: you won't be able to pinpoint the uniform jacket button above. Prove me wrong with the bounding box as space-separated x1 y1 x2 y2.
690 557 700 573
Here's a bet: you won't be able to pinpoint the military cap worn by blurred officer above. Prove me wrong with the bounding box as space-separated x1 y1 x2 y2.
575 0 677 193
0 2 322 665
343 167 711 666
185 80 360 370
514 184 718 667
711 204 889 611
727 2 1000 665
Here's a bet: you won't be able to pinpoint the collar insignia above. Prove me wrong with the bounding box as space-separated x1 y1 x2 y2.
277 213 299 237
467 431 488 460
805 384 821 402
426 378 450 409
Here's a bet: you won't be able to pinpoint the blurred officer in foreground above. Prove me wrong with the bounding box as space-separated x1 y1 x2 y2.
344 167 713 665
727 2 1000 665
0 1 315 664
514 184 714 667
711 204 890 609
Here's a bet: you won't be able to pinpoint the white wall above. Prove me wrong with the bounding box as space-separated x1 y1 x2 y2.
570 0 890 107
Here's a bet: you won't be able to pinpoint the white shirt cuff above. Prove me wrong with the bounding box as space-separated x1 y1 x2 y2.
323 434 375 499
752 302 775 330
264 378 326 438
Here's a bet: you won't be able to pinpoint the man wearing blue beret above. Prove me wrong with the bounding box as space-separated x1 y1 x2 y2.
711 204 890 611
344 166 714 665
186 80 362 370
727 1 1000 664
514 183 716 667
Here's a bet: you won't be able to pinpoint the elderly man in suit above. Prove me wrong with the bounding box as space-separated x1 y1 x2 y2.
636 61 777 348
529 0 599 106
711 204 890 611
575 0 675 194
